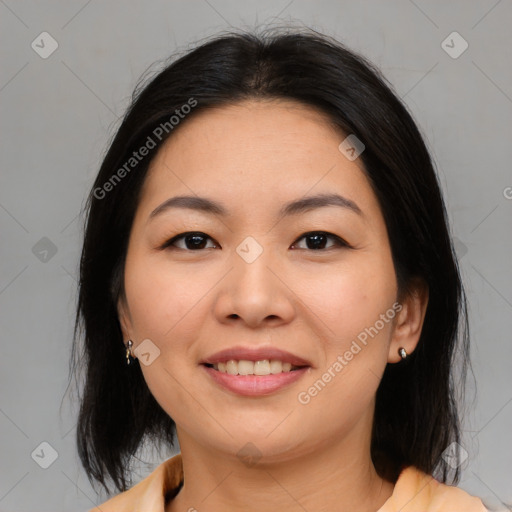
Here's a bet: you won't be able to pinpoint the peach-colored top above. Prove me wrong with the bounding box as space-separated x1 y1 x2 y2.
90 453 487 511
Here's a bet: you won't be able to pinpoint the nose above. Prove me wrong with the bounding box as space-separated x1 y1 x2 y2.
212 244 296 329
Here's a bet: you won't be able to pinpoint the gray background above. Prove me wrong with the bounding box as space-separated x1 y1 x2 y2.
1 1 511 511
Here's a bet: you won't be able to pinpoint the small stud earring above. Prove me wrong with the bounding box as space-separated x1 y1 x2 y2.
125 340 133 365
398 347 408 360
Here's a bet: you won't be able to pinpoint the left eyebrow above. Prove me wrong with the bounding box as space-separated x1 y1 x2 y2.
278 192 363 219
148 192 364 222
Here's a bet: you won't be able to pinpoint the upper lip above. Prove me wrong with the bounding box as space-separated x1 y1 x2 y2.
201 346 312 367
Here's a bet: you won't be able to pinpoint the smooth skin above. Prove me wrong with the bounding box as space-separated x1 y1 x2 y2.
117 99 429 512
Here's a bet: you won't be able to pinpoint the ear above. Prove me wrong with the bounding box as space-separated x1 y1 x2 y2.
117 294 135 350
388 278 429 363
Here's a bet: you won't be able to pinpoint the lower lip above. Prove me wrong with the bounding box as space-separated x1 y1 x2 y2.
202 365 309 396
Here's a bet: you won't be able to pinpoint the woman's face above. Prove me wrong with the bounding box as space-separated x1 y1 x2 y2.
118 99 419 462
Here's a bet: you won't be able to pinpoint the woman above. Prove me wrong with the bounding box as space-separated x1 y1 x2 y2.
72 28 487 511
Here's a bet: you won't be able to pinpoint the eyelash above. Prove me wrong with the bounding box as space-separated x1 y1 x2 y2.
160 231 350 252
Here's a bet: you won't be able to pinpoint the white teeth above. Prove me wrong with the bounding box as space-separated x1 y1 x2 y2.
226 360 238 375
238 360 254 375
212 359 296 375
269 360 283 374
254 360 270 375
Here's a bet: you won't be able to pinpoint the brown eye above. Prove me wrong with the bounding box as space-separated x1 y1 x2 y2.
163 232 218 251
291 231 348 251
161 231 348 251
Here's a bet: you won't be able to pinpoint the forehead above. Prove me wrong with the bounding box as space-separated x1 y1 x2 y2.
154 99 342 167
138 99 379 222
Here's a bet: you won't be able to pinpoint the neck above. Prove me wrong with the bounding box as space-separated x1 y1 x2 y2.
167 429 394 512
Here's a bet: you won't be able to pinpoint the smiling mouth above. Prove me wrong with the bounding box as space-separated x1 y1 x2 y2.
203 360 306 376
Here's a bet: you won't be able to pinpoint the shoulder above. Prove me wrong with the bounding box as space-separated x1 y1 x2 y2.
88 453 183 512
378 466 487 512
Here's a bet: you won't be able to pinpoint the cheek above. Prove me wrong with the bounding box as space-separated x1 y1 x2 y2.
296 253 397 347
123 255 208 421
123 252 209 341
296 262 396 430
